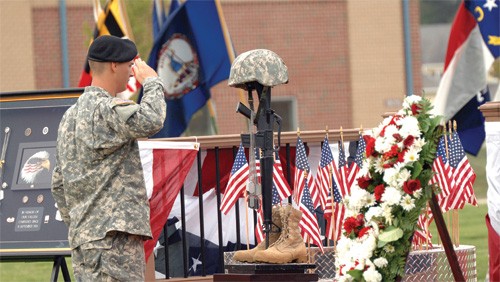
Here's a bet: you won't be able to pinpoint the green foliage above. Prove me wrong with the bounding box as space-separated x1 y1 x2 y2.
378 226 404 248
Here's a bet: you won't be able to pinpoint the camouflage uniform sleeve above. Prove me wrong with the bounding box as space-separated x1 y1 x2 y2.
51 164 71 226
105 77 167 139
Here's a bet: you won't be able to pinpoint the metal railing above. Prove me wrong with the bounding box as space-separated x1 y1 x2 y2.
153 129 361 279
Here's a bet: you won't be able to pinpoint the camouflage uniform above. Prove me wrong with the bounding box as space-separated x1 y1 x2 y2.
52 77 166 280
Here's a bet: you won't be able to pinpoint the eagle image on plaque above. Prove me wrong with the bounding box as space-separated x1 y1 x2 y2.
12 142 56 190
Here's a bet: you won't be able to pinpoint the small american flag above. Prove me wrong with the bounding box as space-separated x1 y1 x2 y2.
293 137 310 204
315 136 335 211
354 133 366 168
336 140 350 197
412 209 433 248
299 182 324 252
324 180 344 242
431 135 453 206
273 152 292 203
445 131 477 210
347 134 366 191
220 144 249 214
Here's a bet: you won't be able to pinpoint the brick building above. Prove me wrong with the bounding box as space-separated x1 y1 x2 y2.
0 0 422 135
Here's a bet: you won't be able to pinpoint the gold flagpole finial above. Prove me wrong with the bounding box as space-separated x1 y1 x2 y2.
297 127 301 137
340 126 344 144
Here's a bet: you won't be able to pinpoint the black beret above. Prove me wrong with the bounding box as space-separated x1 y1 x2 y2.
87 35 137 63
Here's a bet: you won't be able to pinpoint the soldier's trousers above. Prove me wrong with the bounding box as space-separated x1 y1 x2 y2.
71 231 145 281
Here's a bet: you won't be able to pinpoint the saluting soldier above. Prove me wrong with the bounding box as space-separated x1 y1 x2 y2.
51 35 167 281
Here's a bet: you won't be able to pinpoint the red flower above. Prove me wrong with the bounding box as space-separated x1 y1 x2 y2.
344 214 365 236
383 162 394 169
343 216 359 235
364 135 376 157
403 179 421 195
357 175 371 189
358 226 372 238
393 133 403 142
374 184 385 201
411 103 421 115
403 135 415 148
398 149 406 163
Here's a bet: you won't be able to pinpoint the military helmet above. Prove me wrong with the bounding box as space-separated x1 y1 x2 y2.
228 49 288 90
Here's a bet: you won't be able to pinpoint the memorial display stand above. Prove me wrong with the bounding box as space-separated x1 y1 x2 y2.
213 263 318 281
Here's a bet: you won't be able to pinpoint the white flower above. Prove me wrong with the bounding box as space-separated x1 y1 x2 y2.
413 188 423 199
364 193 376 208
374 158 385 174
363 266 383 282
336 236 352 258
398 116 420 138
375 136 392 153
383 167 399 188
402 95 422 110
359 163 370 179
365 206 383 222
396 168 412 187
381 187 402 206
338 276 353 282
384 244 395 253
373 257 388 268
383 124 398 138
381 203 394 225
413 137 426 150
403 146 420 164
347 186 369 211
401 195 416 211
352 234 376 260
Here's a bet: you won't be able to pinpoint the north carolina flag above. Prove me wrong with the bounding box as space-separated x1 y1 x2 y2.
139 141 199 261
432 0 499 155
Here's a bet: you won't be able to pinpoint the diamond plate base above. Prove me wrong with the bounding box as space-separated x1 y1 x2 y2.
225 245 476 281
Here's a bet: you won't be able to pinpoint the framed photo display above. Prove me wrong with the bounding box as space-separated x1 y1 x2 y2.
0 88 81 258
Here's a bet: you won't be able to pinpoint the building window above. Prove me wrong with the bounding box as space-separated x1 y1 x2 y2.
270 96 297 132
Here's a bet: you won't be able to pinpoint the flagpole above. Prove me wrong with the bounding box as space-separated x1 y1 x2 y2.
214 0 246 105
244 190 250 250
453 120 460 247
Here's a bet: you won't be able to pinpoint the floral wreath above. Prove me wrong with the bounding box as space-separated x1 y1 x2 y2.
335 95 443 282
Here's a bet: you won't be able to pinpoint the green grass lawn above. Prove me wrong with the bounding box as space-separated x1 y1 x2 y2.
0 147 492 281
0 259 75 282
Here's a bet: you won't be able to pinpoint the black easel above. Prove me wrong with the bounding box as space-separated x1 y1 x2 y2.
51 255 71 282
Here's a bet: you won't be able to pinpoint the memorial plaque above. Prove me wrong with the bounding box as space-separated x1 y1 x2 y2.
0 89 81 258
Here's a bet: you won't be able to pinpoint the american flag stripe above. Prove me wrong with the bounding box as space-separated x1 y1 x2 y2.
220 166 249 214
220 145 249 215
273 160 292 200
315 136 335 211
325 202 345 242
255 204 264 244
316 166 331 211
299 205 324 252
444 132 477 210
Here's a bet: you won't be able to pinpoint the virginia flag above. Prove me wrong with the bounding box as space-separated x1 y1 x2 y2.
78 0 138 98
433 0 499 155
147 0 234 137
139 141 199 261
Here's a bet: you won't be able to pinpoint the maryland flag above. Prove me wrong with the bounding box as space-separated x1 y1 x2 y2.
78 0 138 97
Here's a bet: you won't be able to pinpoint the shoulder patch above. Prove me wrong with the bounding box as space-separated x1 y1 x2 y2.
111 98 136 108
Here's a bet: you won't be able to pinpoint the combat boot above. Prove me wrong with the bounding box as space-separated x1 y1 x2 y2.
253 205 307 264
233 206 283 263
